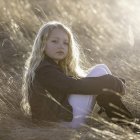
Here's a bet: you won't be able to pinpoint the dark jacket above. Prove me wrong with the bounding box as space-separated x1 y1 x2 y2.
29 56 124 122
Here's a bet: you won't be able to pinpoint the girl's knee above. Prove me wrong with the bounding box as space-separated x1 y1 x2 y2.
94 64 109 70
87 64 111 77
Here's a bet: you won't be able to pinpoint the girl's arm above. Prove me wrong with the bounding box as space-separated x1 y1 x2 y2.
36 64 124 96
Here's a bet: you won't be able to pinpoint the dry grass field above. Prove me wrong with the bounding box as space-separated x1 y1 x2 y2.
0 0 140 139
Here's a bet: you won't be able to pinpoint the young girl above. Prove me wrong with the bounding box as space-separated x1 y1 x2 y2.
21 21 132 128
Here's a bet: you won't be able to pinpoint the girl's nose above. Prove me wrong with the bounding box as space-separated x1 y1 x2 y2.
58 42 64 48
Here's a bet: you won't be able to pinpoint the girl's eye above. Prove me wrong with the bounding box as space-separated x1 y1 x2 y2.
52 40 58 43
64 42 69 45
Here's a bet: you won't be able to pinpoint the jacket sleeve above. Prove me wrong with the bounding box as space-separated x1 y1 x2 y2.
36 64 124 95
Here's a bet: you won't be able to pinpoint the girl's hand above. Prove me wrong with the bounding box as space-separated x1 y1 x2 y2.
104 75 126 96
119 78 126 96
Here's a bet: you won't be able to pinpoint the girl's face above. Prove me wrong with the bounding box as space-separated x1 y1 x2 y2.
44 28 69 64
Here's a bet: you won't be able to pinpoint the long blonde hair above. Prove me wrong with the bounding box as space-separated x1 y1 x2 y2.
21 21 85 116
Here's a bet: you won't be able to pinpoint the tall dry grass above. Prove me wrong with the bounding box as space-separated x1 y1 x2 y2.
0 0 140 139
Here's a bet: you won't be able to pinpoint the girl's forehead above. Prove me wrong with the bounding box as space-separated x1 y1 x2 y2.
49 28 69 40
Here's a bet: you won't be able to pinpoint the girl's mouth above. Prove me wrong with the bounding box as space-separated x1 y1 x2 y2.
56 51 64 54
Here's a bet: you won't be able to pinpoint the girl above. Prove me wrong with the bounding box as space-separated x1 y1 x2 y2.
21 21 132 128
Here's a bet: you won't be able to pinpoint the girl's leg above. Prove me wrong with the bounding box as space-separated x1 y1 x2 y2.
96 93 133 120
87 64 112 76
94 66 133 121
68 64 110 128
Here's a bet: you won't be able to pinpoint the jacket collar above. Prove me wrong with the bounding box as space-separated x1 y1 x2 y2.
43 55 64 72
44 55 58 66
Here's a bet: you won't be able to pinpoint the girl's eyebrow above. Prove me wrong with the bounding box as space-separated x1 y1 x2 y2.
50 36 69 42
64 39 69 42
49 36 58 39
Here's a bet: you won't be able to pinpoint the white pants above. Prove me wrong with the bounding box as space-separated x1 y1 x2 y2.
68 64 112 128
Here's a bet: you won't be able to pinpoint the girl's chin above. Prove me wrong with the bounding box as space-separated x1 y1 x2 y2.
54 57 65 62
56 56 66 60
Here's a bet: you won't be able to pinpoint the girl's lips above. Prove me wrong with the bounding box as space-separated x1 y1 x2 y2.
56 51 64 54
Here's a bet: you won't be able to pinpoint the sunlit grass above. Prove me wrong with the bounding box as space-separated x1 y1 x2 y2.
0 0 140 139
